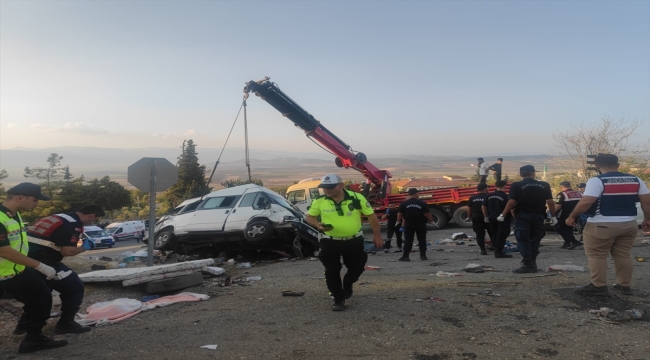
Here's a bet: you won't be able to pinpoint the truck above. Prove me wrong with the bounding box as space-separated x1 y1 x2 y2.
244 77 506 229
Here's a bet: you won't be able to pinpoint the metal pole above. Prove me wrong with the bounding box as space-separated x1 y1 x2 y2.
147 159 157 266
243 99 252 182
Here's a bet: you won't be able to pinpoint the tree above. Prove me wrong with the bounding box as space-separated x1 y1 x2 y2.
62 166 74 182
0 169 7 197
221 178 264 188
165 139 210 207
24 153 65 199
58 176 132 212
553 116 647 186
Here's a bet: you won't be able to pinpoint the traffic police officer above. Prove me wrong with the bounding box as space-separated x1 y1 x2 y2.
14 204 105 335
566 154 650 296
397 188 434 262
0 183 68 354
482 180 513 258
306 174 383 311
381 203 403 253
499 165 555 273
468 183 492 255
554 181 582 250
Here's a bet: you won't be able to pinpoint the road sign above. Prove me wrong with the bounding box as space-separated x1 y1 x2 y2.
127 158 178 266
128 158 178 192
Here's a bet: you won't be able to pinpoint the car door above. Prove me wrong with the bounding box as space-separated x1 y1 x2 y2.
287 189 308 213
185 196 239 232
223 192 270 232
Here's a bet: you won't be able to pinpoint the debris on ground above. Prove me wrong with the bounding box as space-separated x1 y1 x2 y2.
451 232 468 240
547 265 586 272
484 289 501 297
429 297 445 302
282 291 304 297
246 276 262 281
636 257 646 262
589 308 645 323
202 266 226 276
200 345 218 350
434 271 464 277
236 262 252 269
79 259 215 285
364 265 381 270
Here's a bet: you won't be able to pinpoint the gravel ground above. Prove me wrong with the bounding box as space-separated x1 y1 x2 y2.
1 227 649 360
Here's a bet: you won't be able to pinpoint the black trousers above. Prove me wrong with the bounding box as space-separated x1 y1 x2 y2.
555 217 577 243
384 223 403 249
493 173 502 182
319 237 367 301
479 175 488 185
0 268 52 335
514 213 546 260
46 263 85 322
472 217 494 250
403 225 427 257
489 217 511 253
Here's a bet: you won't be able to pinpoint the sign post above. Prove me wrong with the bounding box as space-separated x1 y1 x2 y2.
128 158 178 266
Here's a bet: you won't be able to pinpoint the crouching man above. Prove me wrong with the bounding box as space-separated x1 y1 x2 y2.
14 205 105 335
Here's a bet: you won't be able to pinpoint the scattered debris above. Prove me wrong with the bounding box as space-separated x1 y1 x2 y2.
282 291 304 297
456 241 466 245
415 298 423 302
202 267 226 276
364 265 381 270
91 264 107 271
236 262 252 269
636 257 646 262
307 257 318 261
519 329 536 335
428 262 446 266
451 232 468 240
590 308 645 323
523 273 557 278
640 240 650 244
556 272 573 278
548 265 586 272
435 271 464 277
429 297 445 302
484 289 501 297
246 276 262 281
200 345 218 350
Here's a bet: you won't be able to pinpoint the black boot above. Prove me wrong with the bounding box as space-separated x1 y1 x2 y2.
560 242 570 249
513 259 537 273
479 247 488 255
19 334 68 354
55 320 91 334
567 240 583 250
494 251 513 258
343 282 353 299
13 314 27 335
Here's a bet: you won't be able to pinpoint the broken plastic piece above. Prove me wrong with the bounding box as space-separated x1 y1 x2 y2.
548 265 585 272
200 345 218 350
364 265 381 270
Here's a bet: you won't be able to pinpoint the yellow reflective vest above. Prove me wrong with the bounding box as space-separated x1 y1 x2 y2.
0 210 28 280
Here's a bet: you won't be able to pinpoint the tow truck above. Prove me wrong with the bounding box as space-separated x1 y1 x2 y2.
244 77 507 229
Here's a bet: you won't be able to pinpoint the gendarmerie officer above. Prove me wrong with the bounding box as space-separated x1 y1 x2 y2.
566 154 650 296
554 181 582 250
381 203 403 253
14 205 105 336
397 188 434 262
482 180 513 258
0 183 68 354
499 165 555 273
306 174 383 311
468 183 491 255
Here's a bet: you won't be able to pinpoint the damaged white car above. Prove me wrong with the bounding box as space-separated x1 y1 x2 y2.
146 184 319 257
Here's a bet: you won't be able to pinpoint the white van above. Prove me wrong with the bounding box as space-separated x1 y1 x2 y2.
105 221 145 241
81 225 115 248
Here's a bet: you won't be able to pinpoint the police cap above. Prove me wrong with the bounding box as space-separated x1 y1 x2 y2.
7 182 51 201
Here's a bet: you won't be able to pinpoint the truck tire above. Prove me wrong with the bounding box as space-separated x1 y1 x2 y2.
145 272 203 294
452 206 473 228
154 230 176 250
244 219 274 242
428 208 448 229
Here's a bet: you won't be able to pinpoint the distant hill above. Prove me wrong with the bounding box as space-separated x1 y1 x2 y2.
0 146 555 187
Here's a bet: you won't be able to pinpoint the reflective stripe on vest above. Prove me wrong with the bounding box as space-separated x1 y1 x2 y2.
0 211 28 279
27 236 62 251
587 172 640 217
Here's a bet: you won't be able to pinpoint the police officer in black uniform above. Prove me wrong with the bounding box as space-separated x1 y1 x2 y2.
397 188 434 261
489 158 504 182
15 205 105 335
468 183 492 255
482 180 513 258
554 181 583 250
381 203 403 253
499 165 555 273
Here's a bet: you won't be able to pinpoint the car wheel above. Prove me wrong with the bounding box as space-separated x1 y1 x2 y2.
452 206 473 228
154 230 176 250
244 219 274 242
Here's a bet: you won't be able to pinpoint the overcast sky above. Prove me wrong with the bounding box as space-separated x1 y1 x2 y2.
1 0 648 157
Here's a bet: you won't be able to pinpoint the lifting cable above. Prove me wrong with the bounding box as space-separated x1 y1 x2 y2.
243 99 252 183
205 99 245 192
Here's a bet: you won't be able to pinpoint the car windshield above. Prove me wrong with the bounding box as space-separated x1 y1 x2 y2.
105 227 117 234
266 192 302 217
86 230 110 238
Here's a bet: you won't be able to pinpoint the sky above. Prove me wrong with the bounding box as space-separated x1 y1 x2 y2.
1 0 649 158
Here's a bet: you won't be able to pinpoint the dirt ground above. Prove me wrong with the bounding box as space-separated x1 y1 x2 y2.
1 227 649 360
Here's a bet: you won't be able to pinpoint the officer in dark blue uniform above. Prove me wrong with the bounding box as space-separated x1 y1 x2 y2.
397 188 434 261
15 205 105 335
499 165 554 273
467 183 491 255
482 180 513 258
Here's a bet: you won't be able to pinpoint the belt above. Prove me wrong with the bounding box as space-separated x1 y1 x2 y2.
320 231 363 241
27 237 62 251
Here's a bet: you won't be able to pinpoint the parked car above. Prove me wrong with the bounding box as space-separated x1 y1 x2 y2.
105 221 146 241
145 184 320 258
80 225 115 249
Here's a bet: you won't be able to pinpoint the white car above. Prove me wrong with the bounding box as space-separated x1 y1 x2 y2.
149 184 319 257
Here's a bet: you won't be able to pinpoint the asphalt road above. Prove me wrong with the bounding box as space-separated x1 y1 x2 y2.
78 237 149 260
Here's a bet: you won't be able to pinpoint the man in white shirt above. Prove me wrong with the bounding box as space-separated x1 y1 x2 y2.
477 158 490 185
566 154 650 296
